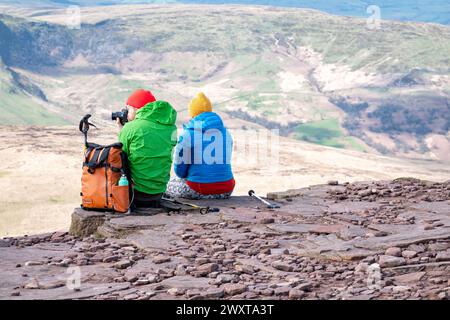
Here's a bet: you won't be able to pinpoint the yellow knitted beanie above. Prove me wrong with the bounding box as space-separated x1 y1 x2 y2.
189 92 212 118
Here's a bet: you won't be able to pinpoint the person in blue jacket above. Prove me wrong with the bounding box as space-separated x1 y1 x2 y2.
166 92 235 199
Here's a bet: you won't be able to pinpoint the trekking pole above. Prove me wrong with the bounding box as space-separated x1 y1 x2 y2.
248 190 281 209
79 114 97 147
162 198 220 215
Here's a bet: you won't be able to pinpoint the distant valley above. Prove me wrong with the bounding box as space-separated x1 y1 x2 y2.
0 4 449 160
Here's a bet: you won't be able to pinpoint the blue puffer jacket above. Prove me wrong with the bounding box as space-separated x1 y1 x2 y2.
174 112 234 183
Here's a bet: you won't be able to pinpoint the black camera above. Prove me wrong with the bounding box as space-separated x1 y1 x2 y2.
112 108 129 125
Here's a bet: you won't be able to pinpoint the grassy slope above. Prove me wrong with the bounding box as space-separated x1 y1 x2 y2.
294 118 367 151
0 66 69 125
0 92 69 125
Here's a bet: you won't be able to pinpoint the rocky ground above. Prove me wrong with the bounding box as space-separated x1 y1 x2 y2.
0 178 449 300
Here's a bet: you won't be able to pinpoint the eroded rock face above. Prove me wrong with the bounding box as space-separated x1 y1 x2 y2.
1 179 450 300
69 209 107 237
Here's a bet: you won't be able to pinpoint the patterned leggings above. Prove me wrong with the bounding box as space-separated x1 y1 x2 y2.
165 177 232 200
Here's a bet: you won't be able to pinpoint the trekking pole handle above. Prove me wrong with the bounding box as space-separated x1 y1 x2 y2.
79 114 92 133
248 190 272 206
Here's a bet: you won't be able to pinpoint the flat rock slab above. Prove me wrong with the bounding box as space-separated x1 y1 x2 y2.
267 188 305 200
275 202 329 218
268 223 323 234
0 248 66 296
353 227 450 250
190 196 258 208
106 214 206 229
293 234 376 261
391 272 426 285
97 213 221 239
126 230 182 250
160 276 211 289
410 201 450 214
327 201 381 214
383 261 450 273
0 244 70 265
221 208 275 223
267 184 334 200
366 224 417 234
113 213 220 228
8 283 130 300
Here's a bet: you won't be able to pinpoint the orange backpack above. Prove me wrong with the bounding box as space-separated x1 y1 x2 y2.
79 115 130 213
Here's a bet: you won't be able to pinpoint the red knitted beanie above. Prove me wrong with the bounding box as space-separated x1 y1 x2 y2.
126 89 156 109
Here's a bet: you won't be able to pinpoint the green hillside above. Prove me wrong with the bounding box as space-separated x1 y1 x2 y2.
0 61 69 125
0 5 448 159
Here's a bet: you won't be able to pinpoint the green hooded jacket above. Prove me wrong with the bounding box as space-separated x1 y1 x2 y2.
119 101 177 195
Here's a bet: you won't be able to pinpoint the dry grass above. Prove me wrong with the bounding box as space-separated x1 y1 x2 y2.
1 125 449 237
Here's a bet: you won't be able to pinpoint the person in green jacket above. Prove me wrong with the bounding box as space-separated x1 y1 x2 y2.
117 89 177 208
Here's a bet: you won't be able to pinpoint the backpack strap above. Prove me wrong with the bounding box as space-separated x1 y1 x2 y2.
84 146 94 163
86 148 102 174
97 147 111 167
